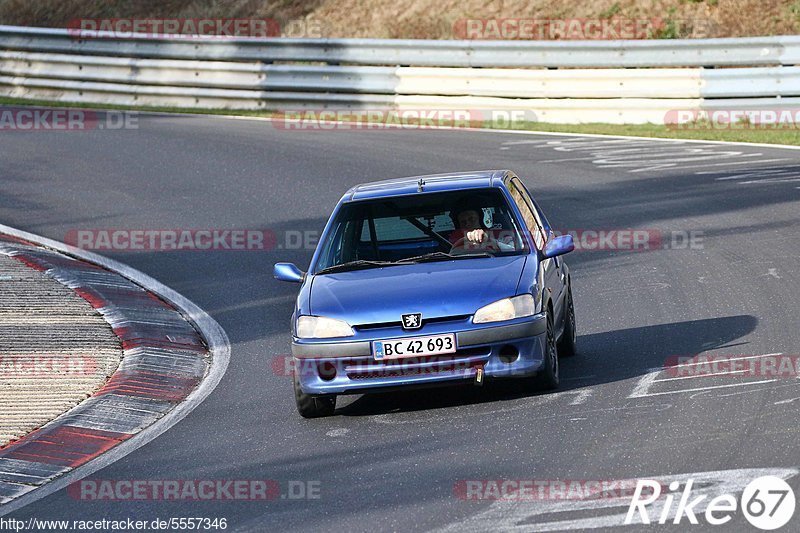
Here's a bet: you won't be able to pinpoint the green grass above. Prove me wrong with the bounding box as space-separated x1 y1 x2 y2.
507 121 800 145
598 2 622 19
2 95 799 146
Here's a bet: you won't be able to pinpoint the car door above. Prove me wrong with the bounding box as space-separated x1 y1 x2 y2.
507 177 565 322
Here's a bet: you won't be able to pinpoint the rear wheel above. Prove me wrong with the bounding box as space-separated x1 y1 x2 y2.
533 310 559 390
558 287 577 357
293 373 336 418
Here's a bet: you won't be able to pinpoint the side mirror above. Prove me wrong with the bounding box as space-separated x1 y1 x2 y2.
274 262 305 283
542 235 575 259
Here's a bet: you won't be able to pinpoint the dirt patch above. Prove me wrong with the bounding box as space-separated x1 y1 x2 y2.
0 0 797 39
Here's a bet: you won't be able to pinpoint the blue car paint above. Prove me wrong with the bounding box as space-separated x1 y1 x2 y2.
307 257 527 325
276 170 574 396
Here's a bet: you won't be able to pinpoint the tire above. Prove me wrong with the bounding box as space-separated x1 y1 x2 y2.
533 310 560 390
557 286 577 358
293 373 336 418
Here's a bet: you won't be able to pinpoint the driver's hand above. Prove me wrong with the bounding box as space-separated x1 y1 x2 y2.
466 229 488 245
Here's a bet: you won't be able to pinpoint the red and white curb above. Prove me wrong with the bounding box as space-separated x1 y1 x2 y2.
0 225 230 515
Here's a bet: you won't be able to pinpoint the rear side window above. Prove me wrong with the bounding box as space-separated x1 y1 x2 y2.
508 179 547 250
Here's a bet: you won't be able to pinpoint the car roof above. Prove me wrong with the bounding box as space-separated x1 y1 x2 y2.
344 170 512 201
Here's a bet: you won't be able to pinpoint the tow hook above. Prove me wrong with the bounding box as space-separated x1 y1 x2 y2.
474 366 484 386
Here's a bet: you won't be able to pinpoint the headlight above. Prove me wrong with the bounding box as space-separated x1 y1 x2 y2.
473 294 535 324
296 316 354 339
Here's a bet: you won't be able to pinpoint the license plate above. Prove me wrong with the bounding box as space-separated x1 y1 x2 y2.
372 333 456 361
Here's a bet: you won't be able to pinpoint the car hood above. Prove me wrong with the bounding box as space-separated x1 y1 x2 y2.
309 256 527 326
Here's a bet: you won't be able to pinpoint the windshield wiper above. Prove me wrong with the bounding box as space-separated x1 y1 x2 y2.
315 260 397 275
316 252 492 274
400 251 491 264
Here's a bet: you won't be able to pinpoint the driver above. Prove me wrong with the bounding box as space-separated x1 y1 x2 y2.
449 197 501 251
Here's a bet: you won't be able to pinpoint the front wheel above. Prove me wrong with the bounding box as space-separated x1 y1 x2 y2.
294 373 336 418
558 287 577 357
532 310 559 390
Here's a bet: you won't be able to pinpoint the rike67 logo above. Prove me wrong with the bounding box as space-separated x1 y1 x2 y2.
627 475 795 530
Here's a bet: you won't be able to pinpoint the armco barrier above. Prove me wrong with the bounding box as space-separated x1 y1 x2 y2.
2 25 800 67
1 25 799 124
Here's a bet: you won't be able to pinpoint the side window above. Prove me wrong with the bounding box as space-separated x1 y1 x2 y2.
508 179 547 250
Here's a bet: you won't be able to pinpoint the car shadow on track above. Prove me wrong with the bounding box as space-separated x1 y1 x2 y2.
337 314 758 417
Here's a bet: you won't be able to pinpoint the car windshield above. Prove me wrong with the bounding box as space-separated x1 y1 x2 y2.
314 188 528 273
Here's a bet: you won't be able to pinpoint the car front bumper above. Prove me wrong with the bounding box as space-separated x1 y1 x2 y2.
291 313 547 395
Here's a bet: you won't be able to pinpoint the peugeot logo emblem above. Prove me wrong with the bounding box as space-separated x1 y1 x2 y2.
401 313 422 330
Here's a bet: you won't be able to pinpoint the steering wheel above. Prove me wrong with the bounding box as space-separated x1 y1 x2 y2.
451 236 500 254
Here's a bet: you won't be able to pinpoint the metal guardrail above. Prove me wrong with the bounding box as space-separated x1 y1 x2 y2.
0 51 400 93
1 25 799 124
1 25 800 67
5 51 800 99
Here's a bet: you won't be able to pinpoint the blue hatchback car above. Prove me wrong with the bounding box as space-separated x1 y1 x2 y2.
275 170 577 417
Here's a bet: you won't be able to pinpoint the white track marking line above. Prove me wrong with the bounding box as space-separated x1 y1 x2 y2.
741 177 800 184
515 135 795 177
498 139 553 146
537 156 596 163
545 144 696 156
634 379 777 398
712 170 800 184
703 380 800 399
714 170 792 180
653 369 750 382
629 354 783 398
459 127 800 151
566 390 593 405
628 370 661 398
695 158 793 173
775 397 800 405
676 158 793 171
631 152 763 168
624 152 746 173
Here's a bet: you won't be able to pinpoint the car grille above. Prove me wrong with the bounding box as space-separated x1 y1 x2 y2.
353 314 471 331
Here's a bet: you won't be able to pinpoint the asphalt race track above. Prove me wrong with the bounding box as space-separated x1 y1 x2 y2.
2 110 800 531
